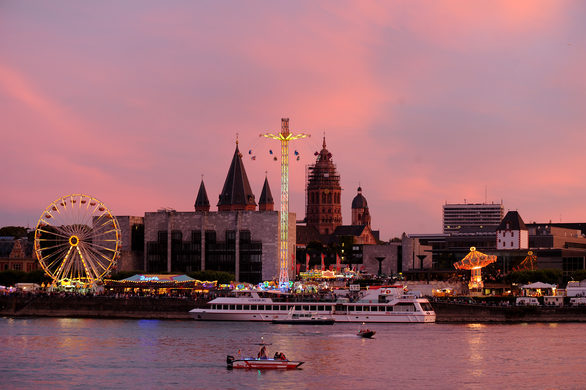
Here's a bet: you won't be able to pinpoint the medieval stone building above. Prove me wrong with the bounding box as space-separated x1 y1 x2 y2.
142 142 294 283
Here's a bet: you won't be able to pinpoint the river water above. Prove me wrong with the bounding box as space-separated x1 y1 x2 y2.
1 317 585 389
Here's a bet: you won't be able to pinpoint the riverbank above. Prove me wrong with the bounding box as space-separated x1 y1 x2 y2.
2 295 586 322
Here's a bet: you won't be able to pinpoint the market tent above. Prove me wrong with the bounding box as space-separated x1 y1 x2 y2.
122 274 195 282
521 282 556 289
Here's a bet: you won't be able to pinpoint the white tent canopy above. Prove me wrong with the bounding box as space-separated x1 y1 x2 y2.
521 282 556 289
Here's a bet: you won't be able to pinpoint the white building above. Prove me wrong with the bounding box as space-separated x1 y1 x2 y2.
496 211 528 250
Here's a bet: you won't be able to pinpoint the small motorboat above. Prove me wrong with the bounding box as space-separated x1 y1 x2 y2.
271 308 335 325
357 323 376 338
226 355 304 370
357 329 376 338
227 338 304 369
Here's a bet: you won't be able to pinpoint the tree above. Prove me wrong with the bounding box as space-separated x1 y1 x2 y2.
504 269 562 285
0 226 28 238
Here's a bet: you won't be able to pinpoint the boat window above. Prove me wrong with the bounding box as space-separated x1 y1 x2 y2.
230 305 235 310
420 303 433 312
363 306 370 312
303 305 310 311
280 305 287 311
356 306 362 311
395 303 415 312
310 305 317 311
250 305 257 310
371 306 378 312
386 306 393 312
236 305 242 310
211 304 216 310
258 305 264 310
318 305 325 312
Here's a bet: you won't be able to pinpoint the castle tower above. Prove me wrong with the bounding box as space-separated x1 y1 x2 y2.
306 136 342 235
496 210 528 250
258 176 274 211
351 186 371 227
194 179 210 212
217 142 257 211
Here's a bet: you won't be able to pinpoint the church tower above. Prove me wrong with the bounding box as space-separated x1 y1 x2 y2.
351 186 371 227
305 136 342 235
217 142 257 211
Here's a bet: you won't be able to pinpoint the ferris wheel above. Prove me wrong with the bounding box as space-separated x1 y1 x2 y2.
34 194 121 287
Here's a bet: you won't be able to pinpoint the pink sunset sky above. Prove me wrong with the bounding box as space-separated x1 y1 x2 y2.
2 1 586 239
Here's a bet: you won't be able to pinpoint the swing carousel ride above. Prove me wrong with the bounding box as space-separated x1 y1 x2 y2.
34 194 121 289
453 247 497 291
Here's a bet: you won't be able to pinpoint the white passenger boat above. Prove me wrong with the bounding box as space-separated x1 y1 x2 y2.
190 285 436 323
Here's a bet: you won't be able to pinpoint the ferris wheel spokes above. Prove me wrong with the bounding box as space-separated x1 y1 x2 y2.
34 194 121 288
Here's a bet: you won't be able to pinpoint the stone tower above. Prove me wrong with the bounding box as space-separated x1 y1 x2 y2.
305 137 342 235
351 186 371 227
217 142 257 211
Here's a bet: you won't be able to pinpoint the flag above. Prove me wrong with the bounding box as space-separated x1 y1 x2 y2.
336 253 341 273
306 253 310 271
321 253 325 271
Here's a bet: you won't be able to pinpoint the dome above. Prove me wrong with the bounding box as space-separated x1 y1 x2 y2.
352 187 368 209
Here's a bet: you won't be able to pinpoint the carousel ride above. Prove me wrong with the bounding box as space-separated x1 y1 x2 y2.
453 247 497 292
34 194 121 289
513 251 537 272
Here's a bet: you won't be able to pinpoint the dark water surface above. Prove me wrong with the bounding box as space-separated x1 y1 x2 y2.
1 318 585 389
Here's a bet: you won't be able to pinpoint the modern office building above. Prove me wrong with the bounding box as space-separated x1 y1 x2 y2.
443 202 504 234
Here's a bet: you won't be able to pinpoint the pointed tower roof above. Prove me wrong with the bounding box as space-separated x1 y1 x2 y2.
497 211 527 231
259 176 274 211
218 142 257 211
194 179 210 212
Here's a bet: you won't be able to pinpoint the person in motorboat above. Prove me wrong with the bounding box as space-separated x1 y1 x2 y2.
274 352 287 360
258 345 268 359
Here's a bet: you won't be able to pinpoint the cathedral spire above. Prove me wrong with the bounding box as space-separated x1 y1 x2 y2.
217 143 257 211
194 179 210 212
258 174 274 211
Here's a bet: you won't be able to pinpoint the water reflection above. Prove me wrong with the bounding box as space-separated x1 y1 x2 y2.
2 319 586 389
465 323 486 378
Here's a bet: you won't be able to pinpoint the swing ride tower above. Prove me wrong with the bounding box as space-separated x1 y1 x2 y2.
262 118 309 286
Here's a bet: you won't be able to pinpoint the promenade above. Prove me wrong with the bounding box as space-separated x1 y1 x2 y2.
2 294 586 322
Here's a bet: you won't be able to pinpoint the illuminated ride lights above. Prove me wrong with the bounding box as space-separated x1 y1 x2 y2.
453 247 497 291
262 118 309 287
514 251 537 272
34 194 121 289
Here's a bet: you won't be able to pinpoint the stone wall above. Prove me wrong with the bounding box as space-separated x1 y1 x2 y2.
143 210 287 281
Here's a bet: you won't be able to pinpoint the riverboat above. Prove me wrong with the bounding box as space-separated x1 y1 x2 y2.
190 285 436 323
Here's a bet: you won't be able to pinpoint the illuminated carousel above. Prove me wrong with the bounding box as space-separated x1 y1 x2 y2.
453 247 497 293
34 194 121 290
